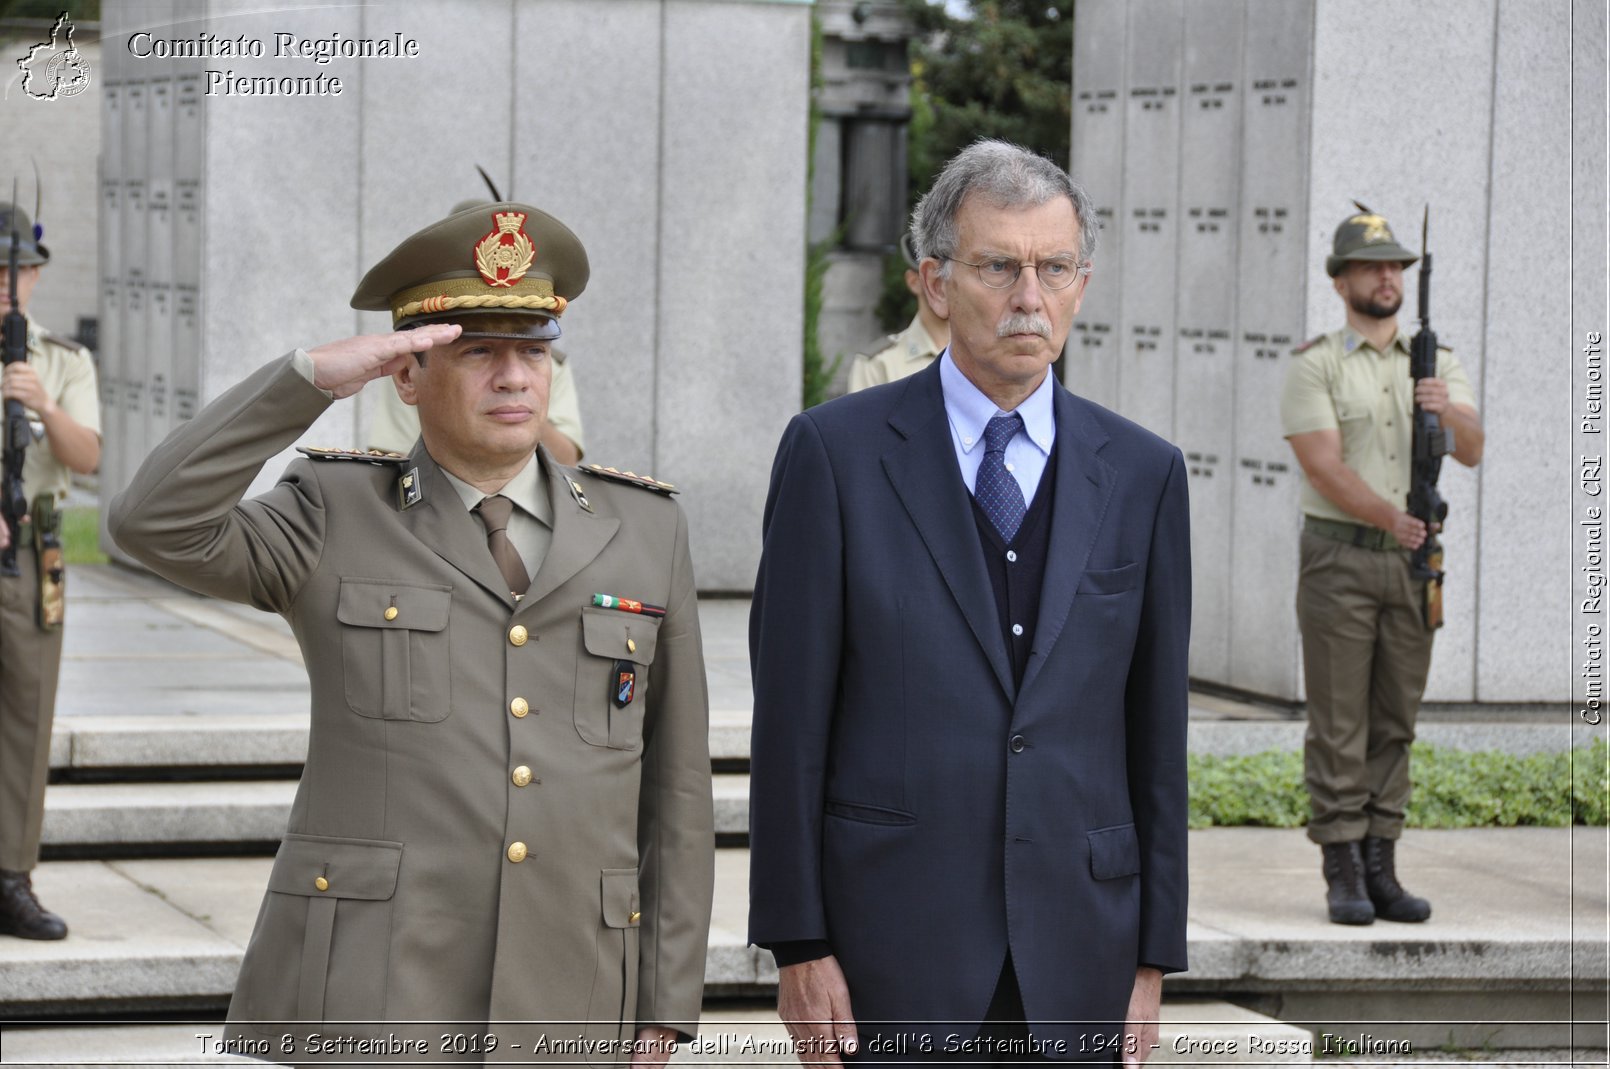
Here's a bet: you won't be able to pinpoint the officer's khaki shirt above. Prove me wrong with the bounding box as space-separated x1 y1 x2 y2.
366 350 585 457
846 314 942 393
18 314 101 504
1280 326 1476 524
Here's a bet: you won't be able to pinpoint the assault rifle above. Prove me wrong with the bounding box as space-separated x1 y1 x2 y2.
2 185 31 578
1407 207 1452 630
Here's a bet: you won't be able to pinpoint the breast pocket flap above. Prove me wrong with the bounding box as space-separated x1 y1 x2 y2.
581 607 660 664
336 578 451 632
268 833 403 900
1088 823 1140 880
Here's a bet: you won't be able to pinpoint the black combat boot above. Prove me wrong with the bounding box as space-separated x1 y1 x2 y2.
1362 836 1432 922
0 868 68 940
1320 841 1375 925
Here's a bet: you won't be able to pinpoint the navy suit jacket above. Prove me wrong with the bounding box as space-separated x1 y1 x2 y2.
748 361 1190 1052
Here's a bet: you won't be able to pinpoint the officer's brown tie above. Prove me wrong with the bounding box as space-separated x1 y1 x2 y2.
474 495 530 598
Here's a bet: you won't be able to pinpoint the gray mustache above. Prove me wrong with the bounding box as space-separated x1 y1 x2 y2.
997 313 1051 339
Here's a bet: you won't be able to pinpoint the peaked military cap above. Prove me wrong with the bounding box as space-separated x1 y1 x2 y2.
1326 203 1418 278
0 202 49 266
352 201 588 340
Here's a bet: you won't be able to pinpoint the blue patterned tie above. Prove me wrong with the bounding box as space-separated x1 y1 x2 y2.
976 413 1027 542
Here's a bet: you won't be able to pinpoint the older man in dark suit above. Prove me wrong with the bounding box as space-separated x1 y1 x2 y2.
748 141 1191 1066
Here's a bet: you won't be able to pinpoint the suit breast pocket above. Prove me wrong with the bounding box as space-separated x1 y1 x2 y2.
574 607 660 749
337 578 453 722
1079 561 1140 596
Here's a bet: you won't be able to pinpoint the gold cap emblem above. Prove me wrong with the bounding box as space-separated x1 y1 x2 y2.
474 211 536 288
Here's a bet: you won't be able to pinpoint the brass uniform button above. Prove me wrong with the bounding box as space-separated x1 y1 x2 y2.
507 841 528 863
629 910 641 924
314 876 329 892
383 606 399 621
510 697 530 718
509 625 528 647
627 637 637 654
512 765 533 788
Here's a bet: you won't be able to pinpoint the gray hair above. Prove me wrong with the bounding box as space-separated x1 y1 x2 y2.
910 139 1099 275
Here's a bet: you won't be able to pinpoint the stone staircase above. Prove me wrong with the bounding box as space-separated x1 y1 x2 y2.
2 565 1605 1065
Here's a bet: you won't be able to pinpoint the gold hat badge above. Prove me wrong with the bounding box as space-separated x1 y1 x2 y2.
474 211 536 288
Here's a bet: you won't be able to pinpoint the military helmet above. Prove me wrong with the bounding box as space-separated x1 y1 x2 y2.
351 200 588 340
1325 202 1417 278
899 230 920 270
0 202 49 266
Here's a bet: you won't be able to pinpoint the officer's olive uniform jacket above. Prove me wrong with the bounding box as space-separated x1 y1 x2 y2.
109 355 714 1062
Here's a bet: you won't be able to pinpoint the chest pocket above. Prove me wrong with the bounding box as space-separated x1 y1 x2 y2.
1332 388 1378 459
574 607 660 749
338 578 453 722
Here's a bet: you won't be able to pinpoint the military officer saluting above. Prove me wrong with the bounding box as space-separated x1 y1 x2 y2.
110 202 714 1065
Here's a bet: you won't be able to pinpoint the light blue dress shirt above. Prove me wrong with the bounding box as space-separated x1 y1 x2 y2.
939 349 1057 505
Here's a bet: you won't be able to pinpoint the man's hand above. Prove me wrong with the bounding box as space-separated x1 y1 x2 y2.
306 323 461 400
629 1025 680 1068
778 955 858 1067
1122 966 1163 1068
1387 509 1431 551
1 363 52 414
1413 376 1451 414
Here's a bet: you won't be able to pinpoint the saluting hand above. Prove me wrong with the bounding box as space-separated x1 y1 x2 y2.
306 323 461 399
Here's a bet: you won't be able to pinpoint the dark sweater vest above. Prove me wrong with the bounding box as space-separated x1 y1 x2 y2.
970 444 1058 693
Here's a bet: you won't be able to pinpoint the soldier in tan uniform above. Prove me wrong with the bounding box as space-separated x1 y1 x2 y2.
0 202 101 941
846 232 948 393
110 201 713 1065
1281 207 1483 926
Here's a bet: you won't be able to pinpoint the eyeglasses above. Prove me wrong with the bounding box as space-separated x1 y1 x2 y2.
946 255 1092 291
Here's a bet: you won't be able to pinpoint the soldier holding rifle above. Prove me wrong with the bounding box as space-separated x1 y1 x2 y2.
0 196 101 940
1280 205 1483 926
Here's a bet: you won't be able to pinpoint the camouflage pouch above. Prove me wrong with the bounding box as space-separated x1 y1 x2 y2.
31 493 64 631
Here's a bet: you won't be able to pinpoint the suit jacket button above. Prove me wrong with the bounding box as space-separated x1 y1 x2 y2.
314 876 329 892
509 625 529 647
507 841 528 863
510 697 530 718
1010 735 1026 753
512 765 533 788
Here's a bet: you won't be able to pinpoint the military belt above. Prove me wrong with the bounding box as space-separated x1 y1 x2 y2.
1304 515 1401 552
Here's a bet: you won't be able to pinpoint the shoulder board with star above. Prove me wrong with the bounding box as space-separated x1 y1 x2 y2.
583 463 679 495
1292 334 1326 355
297 446 411 466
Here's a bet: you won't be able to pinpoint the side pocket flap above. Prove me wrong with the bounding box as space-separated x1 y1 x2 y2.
1088 823 1140 880
581 608 660 664
336 578 452 631
601 867 640 929
268 833 404 900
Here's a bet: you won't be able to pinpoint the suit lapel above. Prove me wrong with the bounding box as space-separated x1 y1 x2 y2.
1019 385 1114 698
522 448 621 608
399 450 517 607
882 365 1015 701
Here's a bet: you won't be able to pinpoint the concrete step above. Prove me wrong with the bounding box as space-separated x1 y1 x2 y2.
51 713 1595 779
40 776 752 854
4 829 1604 1054
0 1000 1318 1066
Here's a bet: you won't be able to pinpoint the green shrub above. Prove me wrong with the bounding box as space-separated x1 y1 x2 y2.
1187 740 1609 829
